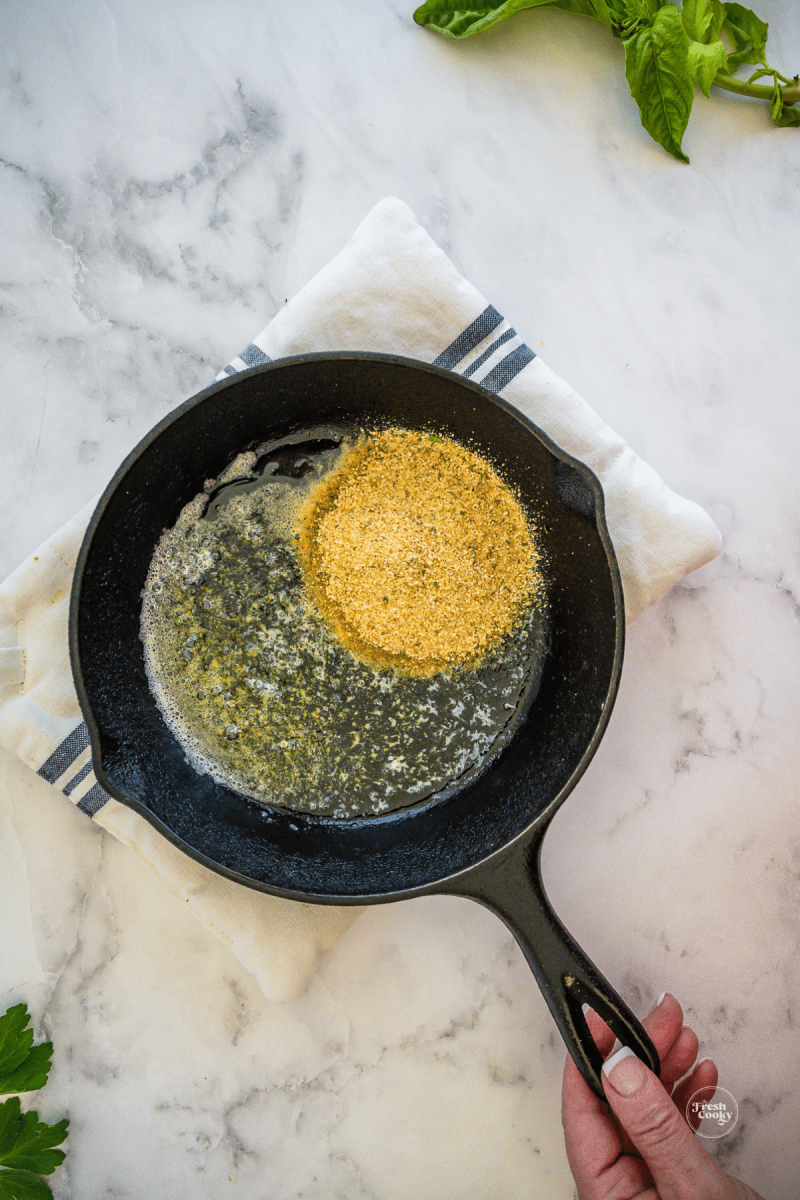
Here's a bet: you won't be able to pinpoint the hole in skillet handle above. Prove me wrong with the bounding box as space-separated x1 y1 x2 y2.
563 978 662 1098
457 832 660 1101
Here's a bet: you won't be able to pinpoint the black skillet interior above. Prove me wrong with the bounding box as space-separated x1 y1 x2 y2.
71 353 620 901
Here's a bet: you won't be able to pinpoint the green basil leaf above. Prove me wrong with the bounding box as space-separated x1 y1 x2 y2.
603 0 638 34
744 66 773 83
0 1170 54 1200
688 37 729 96
774 104 800 127
722 3 768 69
770 82 783 121
622 0 669 18
0 1100 67 1177
624 5 694 161
412 0 613 36
551 0 614 28
681 0 725 44
413 1 547 38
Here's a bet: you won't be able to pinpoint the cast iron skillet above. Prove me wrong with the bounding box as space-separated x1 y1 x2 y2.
69 352 659 1097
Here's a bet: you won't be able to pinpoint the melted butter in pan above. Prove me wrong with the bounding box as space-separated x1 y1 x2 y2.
140 427 547 819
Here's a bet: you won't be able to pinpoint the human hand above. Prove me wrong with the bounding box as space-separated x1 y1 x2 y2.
561 992 765 1199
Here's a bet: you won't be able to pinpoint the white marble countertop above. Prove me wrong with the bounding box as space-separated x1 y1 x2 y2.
2 2 800 1197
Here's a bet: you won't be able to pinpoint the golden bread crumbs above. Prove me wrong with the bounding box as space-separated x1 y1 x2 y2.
297 427 543 675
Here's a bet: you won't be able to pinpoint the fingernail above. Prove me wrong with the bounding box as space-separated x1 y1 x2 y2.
648 990 668 1014
602 1046 648 1096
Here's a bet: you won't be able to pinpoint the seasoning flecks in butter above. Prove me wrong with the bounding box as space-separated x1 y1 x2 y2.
139 426 547 819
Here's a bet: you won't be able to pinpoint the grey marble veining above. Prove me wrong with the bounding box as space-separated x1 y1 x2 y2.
2 1 800 1197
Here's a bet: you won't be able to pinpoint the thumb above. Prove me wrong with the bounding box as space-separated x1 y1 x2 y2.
601 1047 729 1200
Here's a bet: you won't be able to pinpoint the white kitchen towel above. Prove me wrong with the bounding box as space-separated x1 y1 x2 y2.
0 196 722 1002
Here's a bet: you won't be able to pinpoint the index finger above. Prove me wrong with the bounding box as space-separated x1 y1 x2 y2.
561 997 689 1187
560 1010 624 1187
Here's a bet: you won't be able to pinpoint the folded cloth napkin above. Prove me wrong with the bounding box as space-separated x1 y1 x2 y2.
0 197 721 1001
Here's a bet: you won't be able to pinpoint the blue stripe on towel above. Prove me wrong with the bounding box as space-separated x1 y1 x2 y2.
480 344 536 394
37 723 89 784
63 759 93 796
77 784 110 817
462 328 518 379
432 305 504 370
239 344 271 368
37 723 110 818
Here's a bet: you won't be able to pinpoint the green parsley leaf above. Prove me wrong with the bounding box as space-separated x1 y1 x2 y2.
0 1011 51 1098
0 1011 33 1085
623 6 694 161
0 1054 51 1107
0 1168 55 1200
688 37 729 96
0 1100 67 1178
722 2 768 70
0 1007 66 1200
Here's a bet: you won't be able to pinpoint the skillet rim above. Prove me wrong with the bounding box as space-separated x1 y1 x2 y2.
68 350 625 904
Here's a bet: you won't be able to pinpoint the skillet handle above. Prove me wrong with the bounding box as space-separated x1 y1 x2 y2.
457 831 660 1098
